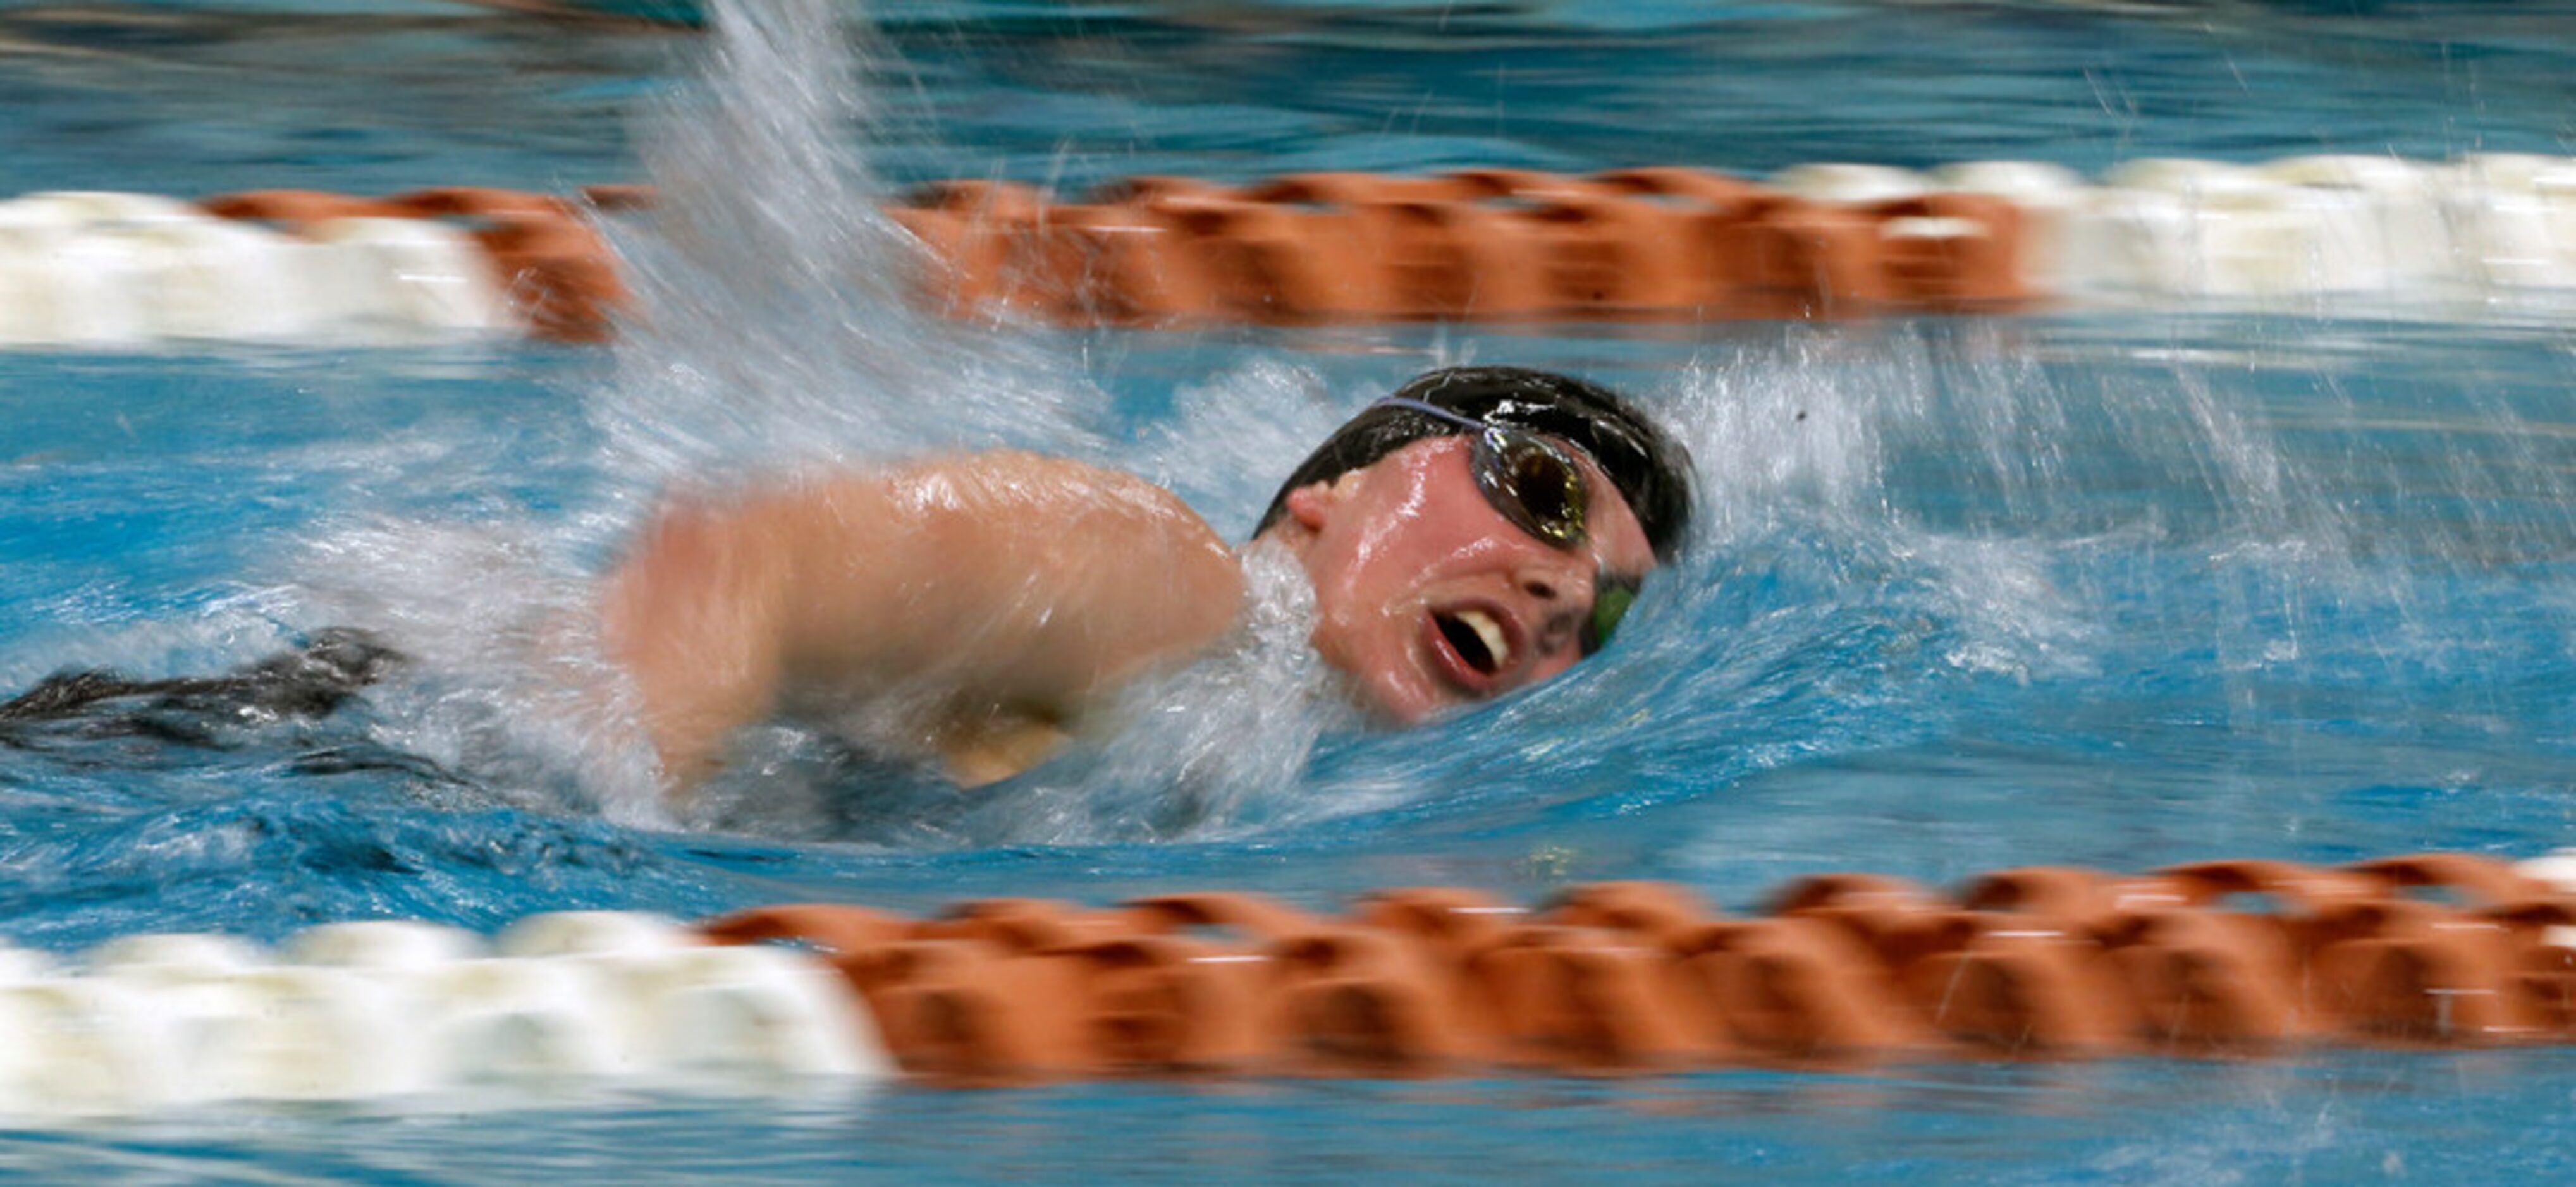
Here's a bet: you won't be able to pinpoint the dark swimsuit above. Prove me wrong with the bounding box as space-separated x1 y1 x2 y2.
0 629 402 745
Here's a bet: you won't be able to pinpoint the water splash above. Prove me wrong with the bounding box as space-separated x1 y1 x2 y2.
292 519 662 826
254 0 2576 858
400 0 1380 841
592 0 1100 501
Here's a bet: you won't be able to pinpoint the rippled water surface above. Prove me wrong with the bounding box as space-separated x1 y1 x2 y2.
6 1 2576 1181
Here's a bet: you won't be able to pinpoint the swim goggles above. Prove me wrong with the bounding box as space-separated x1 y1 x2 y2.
1375 396 1645 655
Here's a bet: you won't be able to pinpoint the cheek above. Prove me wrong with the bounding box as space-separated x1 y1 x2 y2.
1309 517 1427 622
1297 534 1395 672
1306 564 1411 675
1300 544 1444 715
1303 537 1376 634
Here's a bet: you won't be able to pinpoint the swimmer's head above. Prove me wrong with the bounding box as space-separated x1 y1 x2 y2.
1254 366 1695 722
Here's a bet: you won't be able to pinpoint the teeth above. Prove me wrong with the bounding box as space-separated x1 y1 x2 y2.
1456 609 1511 671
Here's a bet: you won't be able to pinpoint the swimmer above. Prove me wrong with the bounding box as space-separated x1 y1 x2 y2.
0 365 1691 794
600 365 1693 793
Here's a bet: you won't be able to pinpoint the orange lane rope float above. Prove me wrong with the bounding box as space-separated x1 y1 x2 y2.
700 851 2576 1084
883 170 2033 326
3 154 2572 347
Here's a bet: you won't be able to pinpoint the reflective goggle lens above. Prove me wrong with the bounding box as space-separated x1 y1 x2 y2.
1470 429 1588 549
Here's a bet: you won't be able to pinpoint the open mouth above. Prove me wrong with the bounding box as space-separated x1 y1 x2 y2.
1432 607 1513 677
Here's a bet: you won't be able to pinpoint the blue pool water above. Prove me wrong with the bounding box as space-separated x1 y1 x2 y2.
9 0 2576 1180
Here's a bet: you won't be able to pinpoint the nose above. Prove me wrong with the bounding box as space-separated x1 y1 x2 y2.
1514 559 1595 655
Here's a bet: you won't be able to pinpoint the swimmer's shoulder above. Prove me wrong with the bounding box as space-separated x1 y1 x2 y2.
609 449 1248 792
793 450 1238 582
865 449 1217 525
767 449 1246 683
928 450 1246 659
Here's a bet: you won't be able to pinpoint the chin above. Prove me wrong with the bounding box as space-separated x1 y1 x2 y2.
1353 664 1453 726
1313 618 1459 726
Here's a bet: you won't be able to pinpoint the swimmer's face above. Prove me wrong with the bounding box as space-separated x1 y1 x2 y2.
1276 435 1657 723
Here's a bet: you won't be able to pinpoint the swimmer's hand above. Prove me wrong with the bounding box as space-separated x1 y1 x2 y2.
599 452 1244 795
935 713 1074 789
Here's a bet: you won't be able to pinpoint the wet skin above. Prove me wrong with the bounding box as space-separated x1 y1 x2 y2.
602 452 1246 790
1270 434 1657 724
602 437 1655 794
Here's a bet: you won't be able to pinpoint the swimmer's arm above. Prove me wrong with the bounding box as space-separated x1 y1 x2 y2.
597 494 794 791
601 452 1246 793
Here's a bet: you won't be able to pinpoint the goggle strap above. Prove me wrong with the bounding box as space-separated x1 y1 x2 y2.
1371 395 1492 433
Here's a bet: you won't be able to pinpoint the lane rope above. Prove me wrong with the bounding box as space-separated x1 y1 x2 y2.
4 154 2572 346
3 849 2573 1117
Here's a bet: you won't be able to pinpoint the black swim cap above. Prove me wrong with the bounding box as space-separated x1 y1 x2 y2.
1253 366 1695 562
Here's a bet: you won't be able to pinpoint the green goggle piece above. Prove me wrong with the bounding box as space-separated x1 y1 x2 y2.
1580 571 1640 657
